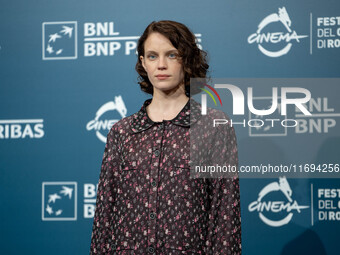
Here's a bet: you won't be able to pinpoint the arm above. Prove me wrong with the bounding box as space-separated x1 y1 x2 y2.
205 117 242 254
90 127 120 254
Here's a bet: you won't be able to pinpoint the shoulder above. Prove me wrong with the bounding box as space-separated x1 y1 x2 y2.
107 111 139 137
206 107 231 121
106 98 153 140
197 106 233 130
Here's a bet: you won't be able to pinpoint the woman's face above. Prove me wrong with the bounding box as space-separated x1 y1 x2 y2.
140 32 185 95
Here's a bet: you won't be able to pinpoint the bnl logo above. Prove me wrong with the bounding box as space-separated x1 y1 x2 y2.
42 21 77 60
42 182 77 221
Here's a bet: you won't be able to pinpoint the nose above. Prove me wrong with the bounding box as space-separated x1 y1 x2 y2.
157 56 167 70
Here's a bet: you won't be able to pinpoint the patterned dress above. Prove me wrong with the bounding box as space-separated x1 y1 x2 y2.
90 97 241 254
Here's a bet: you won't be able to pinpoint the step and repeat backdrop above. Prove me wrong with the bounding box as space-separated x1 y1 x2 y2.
1 0 340 254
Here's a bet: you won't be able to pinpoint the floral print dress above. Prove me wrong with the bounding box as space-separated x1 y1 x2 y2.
90 98 241 254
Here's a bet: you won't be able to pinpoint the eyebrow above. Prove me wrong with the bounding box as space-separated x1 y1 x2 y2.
145 49 178 55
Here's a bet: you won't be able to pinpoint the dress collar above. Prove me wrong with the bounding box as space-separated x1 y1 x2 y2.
131 97 202 133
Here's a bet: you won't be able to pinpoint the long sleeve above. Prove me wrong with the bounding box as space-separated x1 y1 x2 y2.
205 116 242 254
90 126 120 254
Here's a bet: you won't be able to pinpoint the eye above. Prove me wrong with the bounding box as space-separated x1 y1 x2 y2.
147 54 156 60
168 53 177 59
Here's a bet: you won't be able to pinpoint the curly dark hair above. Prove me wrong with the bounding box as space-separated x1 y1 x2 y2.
135 20 209 96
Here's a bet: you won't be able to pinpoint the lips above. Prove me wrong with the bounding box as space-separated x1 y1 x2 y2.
156 75 170 77
156 75 170 80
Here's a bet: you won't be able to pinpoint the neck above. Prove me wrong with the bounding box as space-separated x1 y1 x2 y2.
146 92 189 122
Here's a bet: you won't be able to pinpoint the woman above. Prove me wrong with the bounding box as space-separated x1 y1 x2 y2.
90 20 241 254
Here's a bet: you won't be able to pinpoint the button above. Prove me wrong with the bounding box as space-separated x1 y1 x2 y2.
151 180 157 187
148 246 155 253
154 150 160 157
149 212 156 219
112 244 116 250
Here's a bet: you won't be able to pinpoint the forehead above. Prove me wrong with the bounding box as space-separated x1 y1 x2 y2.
144 32 177 52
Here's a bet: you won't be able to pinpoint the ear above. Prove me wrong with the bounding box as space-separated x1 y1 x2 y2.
140 56 146 71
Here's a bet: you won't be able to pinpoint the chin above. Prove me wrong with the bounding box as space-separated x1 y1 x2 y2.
153 84 177 91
